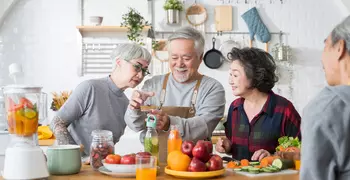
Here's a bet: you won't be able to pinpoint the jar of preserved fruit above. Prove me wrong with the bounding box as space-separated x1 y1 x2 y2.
90 130 114 170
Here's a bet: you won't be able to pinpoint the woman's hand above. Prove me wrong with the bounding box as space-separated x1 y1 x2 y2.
215 137 231 153
129 90 155 110
251 149 271 161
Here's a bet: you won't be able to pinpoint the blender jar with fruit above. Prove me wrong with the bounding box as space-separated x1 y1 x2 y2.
2 85 49 180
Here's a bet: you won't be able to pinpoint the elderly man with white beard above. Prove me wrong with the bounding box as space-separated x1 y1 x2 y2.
124 26 226 163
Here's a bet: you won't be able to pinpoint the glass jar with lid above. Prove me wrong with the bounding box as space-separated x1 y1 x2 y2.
90 130 114 170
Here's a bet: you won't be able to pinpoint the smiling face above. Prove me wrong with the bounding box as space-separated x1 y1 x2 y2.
168 39 202 83
115 58 150 88
229 60 252 96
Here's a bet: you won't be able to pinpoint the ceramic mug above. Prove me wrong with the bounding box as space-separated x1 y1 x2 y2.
46 145 82 175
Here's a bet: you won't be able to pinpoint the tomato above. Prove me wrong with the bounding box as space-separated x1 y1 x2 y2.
19 98 34 109
105 154 121 164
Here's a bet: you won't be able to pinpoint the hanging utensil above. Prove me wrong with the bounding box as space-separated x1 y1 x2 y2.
219 35 241 62
203 37 224 69
185 2 207 35
215 5 233 32
241 7 271 51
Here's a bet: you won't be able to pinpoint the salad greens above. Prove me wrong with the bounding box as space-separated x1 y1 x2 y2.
276 136 301 151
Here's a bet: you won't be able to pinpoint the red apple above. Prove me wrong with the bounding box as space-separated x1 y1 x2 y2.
192 141 211 162
196 140 213 154
181 140 195 157
188 157 207 172
121 154 136 164
206 154 223 171
204 141 213 154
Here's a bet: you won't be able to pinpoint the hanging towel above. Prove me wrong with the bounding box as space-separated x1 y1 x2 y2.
241 7 271 43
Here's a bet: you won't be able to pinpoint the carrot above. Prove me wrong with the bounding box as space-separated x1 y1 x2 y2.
240 159 249 166
260 158 269 167
260 156 278 167
227 161 237 168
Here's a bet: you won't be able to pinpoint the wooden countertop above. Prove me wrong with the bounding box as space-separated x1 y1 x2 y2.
0 165 299 180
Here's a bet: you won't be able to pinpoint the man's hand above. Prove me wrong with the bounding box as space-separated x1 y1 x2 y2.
251 149 271 161
129 90 155 110
149 109 170 131
215 137 231 153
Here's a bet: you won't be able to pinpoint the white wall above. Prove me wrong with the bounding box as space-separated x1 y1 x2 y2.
339 0 350 15
0 0 347 152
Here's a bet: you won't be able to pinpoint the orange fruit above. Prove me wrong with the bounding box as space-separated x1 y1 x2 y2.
167 150 191 171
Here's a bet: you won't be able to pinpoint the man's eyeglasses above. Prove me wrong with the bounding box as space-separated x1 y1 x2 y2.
126 61 150 76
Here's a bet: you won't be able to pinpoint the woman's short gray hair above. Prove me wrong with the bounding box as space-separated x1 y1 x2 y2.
331 15 350 54
167 27 205 57
110 43 152 69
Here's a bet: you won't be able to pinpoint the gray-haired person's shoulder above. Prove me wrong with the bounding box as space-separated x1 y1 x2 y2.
200 75 225 91
303 85 350 128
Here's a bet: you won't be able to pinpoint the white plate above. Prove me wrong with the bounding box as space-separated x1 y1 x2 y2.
98 166 135 178
102 160 136 173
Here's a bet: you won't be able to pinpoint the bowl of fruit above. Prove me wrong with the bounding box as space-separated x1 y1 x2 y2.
102 152 152 173
165 140 225 178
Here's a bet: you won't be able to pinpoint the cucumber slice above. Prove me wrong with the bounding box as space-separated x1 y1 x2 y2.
272 159 295 170
248 167 260 174
249 161 260 165
241 166 253 171
233 168 242 171
272 159 283 169
268 166 280 172
261 168 273 173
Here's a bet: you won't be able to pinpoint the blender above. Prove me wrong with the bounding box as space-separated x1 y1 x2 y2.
2 85 49 179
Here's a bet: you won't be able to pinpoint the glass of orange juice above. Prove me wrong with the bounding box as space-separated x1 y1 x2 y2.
294 160 301 170
167 125 182 155
136 155 157 180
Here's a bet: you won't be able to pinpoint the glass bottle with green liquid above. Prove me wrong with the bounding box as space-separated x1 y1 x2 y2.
144 114 159 165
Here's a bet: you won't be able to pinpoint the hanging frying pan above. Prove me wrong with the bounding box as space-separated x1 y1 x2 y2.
203 37 224 69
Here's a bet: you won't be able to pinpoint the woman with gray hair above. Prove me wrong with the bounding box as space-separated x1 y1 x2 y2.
50 43 152 162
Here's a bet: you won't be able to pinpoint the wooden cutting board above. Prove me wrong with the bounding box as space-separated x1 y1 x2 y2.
215 5 233 31
231 169 298 177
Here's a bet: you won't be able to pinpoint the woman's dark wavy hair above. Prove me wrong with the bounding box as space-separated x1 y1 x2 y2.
227 47 279 93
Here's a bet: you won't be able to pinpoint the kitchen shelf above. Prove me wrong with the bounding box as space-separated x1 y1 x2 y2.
76 26 151 35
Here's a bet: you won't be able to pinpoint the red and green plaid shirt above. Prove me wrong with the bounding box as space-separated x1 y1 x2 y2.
224 91 301 160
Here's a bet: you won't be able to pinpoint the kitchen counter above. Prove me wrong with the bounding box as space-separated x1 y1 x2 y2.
0 164 299 180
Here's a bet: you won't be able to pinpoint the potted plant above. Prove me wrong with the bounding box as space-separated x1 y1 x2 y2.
121 8 150 46
163 0 184 24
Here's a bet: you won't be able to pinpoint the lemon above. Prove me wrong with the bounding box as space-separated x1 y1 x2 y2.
24 108 37 119
151 137 158 145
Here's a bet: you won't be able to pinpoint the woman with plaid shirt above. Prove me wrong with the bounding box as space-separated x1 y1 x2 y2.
215 47 301 161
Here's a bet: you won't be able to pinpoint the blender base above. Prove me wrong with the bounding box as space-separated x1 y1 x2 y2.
3 146 49 180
